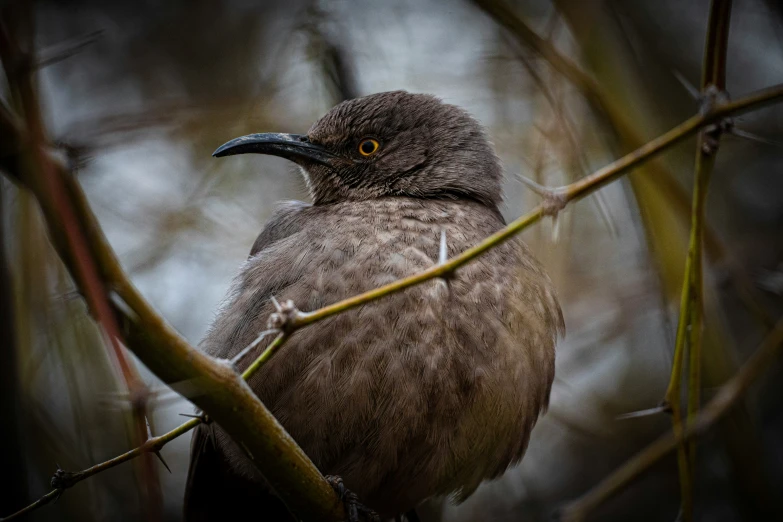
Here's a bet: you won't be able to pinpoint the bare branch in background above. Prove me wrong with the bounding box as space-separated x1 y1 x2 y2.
0 8 163 517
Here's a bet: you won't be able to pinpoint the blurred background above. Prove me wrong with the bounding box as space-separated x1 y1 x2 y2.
2 0 783 520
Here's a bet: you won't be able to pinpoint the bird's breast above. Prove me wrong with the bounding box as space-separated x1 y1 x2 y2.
206 197 561 514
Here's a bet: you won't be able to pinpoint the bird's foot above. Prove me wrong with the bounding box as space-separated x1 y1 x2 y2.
325 475 380 522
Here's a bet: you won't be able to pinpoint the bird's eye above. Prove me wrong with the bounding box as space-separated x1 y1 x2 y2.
358 138 380 156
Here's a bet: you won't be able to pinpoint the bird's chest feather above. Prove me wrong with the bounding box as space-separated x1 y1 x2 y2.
202 199 559 510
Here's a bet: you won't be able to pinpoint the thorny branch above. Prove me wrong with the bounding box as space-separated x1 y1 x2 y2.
2 4 783 519
0 13 345 520
3 75 783 519
476 0 776 332
662 2 733 520
0 8 162 517
557 314 783 522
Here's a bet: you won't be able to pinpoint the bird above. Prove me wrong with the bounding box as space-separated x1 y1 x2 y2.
184 90 564 522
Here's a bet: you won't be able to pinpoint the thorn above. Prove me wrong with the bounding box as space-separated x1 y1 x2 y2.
436 229 454 292
180 412 216 449
517 173 552 198
110 291 140 322
672 69 700 100
518 173 568 218
143 416 171 472
145 416 154 440
154 451 172 474
54 490 63 504
728 127 783 148
270 295 283 313
616 405 669 420
551 213 561 243
179 410 211 426
438 229 448 265
230 329 278 367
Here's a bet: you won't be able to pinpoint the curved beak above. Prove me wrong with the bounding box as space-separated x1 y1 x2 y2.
212 133 336 167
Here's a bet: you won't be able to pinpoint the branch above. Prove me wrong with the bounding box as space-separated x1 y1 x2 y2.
282 83 783 331
558 314 783 522
0 44 345 522
0 8 162 516
476 0 776 333
0 419 201 521
659 3 733 519
3 61 783 522
472 0 602 102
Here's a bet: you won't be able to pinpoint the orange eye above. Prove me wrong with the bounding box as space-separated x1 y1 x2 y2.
358 138 380 156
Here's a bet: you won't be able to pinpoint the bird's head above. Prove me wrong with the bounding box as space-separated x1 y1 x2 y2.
213 91 502 207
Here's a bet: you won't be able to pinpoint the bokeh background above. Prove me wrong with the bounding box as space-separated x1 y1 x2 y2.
2 0 783 521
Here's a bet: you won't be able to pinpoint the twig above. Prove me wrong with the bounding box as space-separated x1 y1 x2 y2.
558 315 783 522
0 419 201 521
473 0 603 104
0 334 290 522
2 59 783 522
662 3 732 519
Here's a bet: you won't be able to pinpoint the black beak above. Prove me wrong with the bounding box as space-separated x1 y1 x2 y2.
212 133 336 167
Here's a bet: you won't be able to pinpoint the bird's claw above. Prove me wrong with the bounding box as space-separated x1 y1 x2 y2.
325 475 380 522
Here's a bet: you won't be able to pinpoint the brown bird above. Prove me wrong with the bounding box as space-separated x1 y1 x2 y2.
184 91 563 521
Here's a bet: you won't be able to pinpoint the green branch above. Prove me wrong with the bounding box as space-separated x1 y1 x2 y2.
663 2 732 519
559 315 783 522
3 80 782 521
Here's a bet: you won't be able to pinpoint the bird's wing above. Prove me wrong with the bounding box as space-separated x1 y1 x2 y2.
184 201 312 521
249 200 311 258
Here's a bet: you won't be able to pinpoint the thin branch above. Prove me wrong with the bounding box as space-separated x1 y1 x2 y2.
663 3 732 518
2 60 783 522
279 83 783 332
0 419 201 522
0 336 294 522
558 314 783 522
0 491 60 522
477 0 775 336
473 0 603 103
